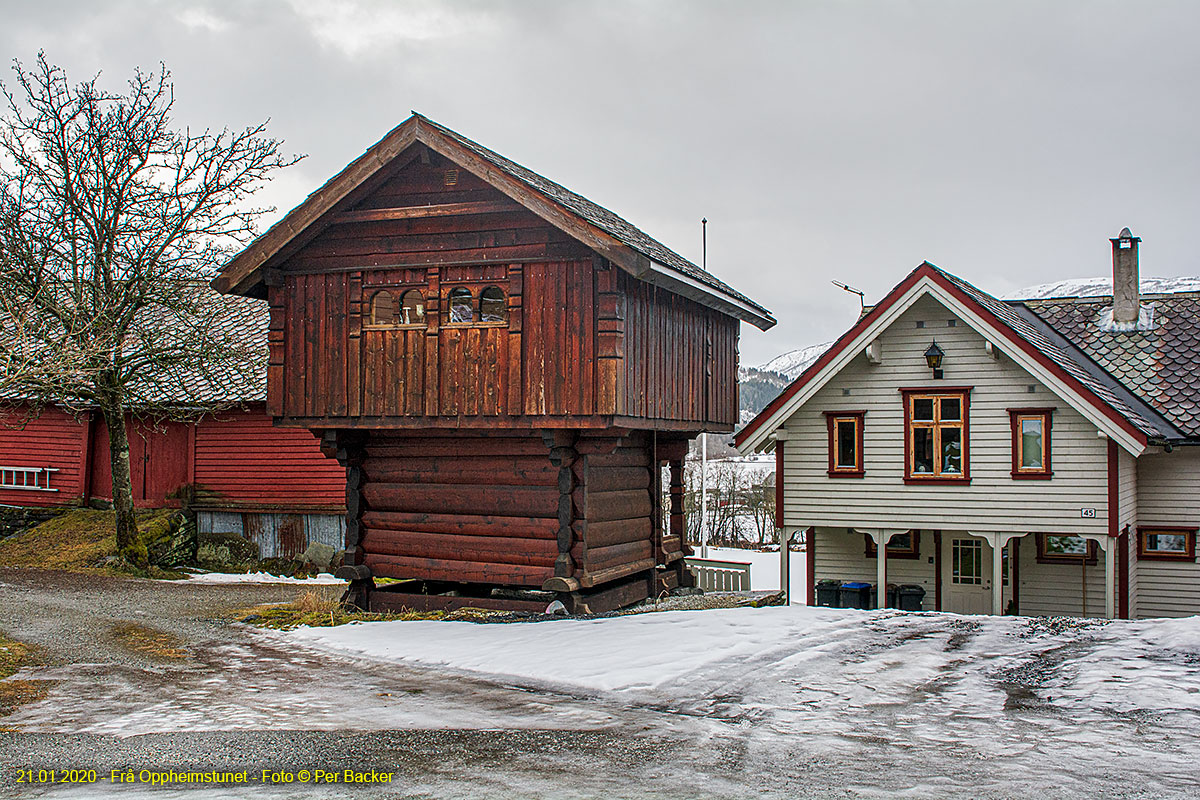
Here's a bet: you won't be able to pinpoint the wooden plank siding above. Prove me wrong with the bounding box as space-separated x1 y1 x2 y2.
191 408 346 512
0 406 89 507
1134 450 1200 618
779 295 1111 536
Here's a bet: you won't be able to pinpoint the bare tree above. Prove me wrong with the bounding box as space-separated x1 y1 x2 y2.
0 54 299 567
743 467 776 548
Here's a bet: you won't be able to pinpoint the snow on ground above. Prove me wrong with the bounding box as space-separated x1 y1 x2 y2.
697 545 805 593
289 606 1200 796
176 571 347 585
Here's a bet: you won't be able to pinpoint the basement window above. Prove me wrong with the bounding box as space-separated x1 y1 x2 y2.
864 530 921 559
1036 534 1098 565
1137 528 1197 561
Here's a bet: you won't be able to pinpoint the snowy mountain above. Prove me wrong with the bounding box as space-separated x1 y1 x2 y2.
737 341 833 421
758 341 834 379
1006 276 1200 300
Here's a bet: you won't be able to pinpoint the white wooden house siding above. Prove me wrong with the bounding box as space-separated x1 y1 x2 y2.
1134 450 1200 618
780 296 1111 536
1118 448 1139 619
813 527 937 601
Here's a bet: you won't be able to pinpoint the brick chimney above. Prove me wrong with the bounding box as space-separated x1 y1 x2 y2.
1110 227 1141 325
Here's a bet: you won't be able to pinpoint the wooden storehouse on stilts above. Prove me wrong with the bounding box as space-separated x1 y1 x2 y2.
213 114 774 613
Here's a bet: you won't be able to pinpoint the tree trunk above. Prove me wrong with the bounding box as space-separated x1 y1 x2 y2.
100 403 145 568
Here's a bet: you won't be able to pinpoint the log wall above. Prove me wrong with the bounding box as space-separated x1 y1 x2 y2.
351 429 688 592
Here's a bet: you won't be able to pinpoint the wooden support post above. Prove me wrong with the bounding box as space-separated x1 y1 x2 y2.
543 430 580 581
668 457 695 588
325 430 373 609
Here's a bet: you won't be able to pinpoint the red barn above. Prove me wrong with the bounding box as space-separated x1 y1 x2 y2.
0 295 347 559
213 114 774 612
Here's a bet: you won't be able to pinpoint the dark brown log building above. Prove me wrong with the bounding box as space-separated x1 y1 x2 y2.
213 114 773 612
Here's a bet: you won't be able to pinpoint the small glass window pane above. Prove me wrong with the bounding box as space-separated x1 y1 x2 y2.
479 286 506 322
913 398 934 421
836 419 857 468
913 428 934 473
448 288 474 323
1020 418 1044 468
940 397 961 421
1045 535 1088 557
371 290 396 325
1146 533 1187 554
941 427 962 473
400 289 425 325
889 533 912 552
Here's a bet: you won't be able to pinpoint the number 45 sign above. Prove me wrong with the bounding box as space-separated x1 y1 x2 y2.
1080 508 1097 519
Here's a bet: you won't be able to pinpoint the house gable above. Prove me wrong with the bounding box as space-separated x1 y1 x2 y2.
736 263 1155 456
212 114 773 330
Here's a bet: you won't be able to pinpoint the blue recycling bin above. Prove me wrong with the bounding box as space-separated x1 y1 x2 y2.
839 581 872 609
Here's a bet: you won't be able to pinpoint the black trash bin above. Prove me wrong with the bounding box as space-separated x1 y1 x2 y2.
867 585 897 609
897 584 926 612
839 581 871 609
816 580 841 608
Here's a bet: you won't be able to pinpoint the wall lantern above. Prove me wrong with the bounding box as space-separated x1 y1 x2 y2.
924 341 945 379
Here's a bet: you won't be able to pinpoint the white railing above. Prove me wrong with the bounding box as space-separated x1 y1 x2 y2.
0 466 59 492
686 557 751 592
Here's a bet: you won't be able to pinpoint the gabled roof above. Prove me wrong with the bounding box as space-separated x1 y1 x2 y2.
213 113 774 330
1 287 269 408
735 263 1180 456
1027 293 1200 438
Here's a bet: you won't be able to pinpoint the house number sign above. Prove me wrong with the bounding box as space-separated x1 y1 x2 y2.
1080 508 1097 518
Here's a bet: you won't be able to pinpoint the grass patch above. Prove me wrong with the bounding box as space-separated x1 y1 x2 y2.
0 507 181 576
234 589 505 630
110 622 189 660
0 632 50 720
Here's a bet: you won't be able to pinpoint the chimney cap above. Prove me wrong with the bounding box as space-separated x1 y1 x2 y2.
1111 226 1141 245
1119 227 1134 239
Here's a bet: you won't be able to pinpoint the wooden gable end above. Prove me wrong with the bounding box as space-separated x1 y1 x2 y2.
265 145 734 430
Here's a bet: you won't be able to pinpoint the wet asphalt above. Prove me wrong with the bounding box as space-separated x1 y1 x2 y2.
0 569 754 799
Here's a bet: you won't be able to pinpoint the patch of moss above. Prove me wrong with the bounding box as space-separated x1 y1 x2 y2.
0 632 50 719
110 621 188 660
233 588 464 630
0 507 176 574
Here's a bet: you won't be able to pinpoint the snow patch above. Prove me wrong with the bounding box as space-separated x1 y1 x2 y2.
756 340 834 379
174 571 347 585
1006 275 1200 300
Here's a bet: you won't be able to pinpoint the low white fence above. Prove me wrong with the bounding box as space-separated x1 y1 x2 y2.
686 557 751 592
0 466 59 492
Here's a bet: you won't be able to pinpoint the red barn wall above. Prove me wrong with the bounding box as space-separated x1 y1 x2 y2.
192 406 345 511
0 406 89 507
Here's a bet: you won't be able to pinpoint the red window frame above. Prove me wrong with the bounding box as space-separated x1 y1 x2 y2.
864 530 922 559
900 387 971 484
1136 527 1197 561
1009 408 1054 479
824 411 866 478
1035 533 1098 565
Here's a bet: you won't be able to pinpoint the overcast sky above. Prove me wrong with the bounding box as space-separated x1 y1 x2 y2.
4 0 1199 365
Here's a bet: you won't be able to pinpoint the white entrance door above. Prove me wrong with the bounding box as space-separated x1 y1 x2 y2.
944 537 991 615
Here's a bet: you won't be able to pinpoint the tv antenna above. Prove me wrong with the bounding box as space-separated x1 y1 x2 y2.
832 280 865 310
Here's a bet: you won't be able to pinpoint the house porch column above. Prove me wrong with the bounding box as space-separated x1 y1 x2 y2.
856 529 903 609
779 527 798 605
1082 534 1117 619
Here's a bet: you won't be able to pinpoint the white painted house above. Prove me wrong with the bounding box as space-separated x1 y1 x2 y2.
737 229 1200 619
